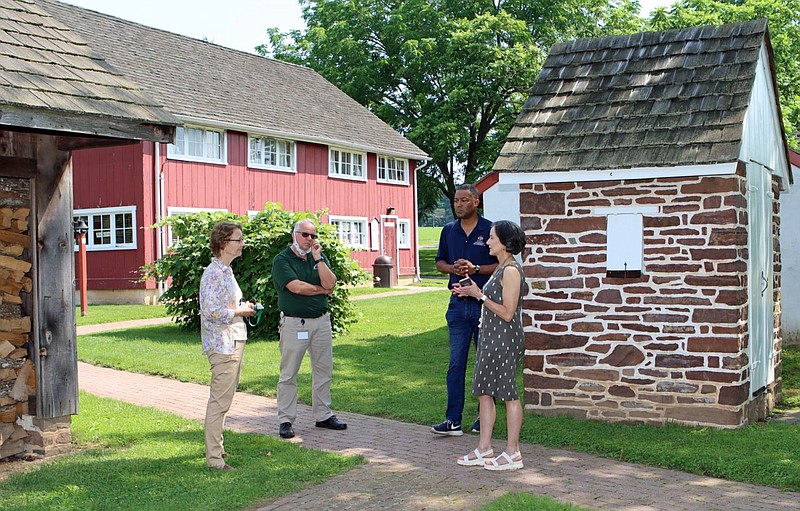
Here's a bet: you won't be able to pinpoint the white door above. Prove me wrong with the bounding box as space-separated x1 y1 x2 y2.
747 162 775 395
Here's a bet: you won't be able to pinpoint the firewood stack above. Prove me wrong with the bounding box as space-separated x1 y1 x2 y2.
0 205 33 460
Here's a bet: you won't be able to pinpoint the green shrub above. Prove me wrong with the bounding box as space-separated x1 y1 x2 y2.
142 203 369 338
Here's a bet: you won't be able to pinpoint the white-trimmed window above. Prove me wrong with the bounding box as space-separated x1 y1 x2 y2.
249 135 295 172
73 206 136 251
594 206 657 279
378 156 409 184
330 216 368 248
329 148 366 180
397 219 411 249
166 207 227 247
168 125 226 164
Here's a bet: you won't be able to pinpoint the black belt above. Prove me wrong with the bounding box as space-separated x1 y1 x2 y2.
282 311 328 319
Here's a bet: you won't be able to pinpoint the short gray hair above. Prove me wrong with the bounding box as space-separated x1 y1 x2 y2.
294 219 316 232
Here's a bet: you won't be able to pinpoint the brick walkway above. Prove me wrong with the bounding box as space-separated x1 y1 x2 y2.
76 317 798 510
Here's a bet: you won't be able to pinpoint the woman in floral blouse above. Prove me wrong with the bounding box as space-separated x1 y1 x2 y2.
200 221 256 470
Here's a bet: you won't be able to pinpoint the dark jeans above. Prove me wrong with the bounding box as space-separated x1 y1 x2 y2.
444 295 482 425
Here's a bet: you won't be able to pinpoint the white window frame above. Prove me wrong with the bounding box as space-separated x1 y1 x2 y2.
397 219 411 249
166 207 227 247
329 215 369 248
328 147 367 181
248 135 296 172
370 217 380 251
595 206 658 278
377 155 409 185
167 125 227 164
73 206 137 251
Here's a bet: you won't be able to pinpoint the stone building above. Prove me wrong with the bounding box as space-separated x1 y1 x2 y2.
479 19 790 427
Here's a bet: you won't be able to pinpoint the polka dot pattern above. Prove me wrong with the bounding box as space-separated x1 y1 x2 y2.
472 262 525 401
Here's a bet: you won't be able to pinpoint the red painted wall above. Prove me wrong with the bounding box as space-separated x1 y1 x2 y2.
73 130 419 291
72 143 154 289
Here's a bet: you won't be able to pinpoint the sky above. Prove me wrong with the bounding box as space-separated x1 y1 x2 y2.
60 0 675 55
59 0 306 55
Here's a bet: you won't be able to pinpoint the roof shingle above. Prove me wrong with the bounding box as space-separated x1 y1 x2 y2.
0 0 178 140
40 0 427 160
496 19 769 173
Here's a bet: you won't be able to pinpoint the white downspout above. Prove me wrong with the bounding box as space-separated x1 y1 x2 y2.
413 159 430 283
154 141 165 298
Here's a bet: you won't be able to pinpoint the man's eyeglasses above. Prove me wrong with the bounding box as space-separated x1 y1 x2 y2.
225 238 245 243
295 231 318 239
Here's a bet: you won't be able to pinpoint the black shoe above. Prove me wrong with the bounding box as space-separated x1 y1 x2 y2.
315 415 347 430
471 417 480 434
279 422 295 439
431 419 463 436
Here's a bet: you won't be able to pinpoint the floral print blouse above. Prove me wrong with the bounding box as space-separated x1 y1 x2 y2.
200 257 247 355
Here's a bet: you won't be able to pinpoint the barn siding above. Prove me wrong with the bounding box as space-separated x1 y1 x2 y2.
520 171 775 427
73 132 420 294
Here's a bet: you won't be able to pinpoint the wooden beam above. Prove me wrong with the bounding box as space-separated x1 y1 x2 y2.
0 157 36 178
1 105 176 145
32 135 78 418
56 136 139 152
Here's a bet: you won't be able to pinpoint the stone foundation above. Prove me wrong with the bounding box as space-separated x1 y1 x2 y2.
19 415 72 458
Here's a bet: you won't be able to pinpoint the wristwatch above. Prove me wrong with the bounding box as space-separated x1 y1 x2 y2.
474 265 481 275
479 294 487 303
314 257 324 264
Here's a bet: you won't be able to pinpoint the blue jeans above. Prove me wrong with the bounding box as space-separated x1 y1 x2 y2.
444 295 482 425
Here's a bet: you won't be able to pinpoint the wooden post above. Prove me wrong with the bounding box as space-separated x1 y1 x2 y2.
33 135 78 419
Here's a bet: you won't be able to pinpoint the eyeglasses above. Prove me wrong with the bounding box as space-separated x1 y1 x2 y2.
295 231 318 239
225 238 245 243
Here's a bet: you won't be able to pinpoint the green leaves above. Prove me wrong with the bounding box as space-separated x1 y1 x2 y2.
259 0 647 219
141 204 369 339
646 0 800 148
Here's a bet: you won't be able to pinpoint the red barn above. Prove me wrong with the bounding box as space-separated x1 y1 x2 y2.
44 0 428 304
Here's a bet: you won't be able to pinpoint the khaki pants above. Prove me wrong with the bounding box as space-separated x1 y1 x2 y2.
277 313 333 424
205 340 245 468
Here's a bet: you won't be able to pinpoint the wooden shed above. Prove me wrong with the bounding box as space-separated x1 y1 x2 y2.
0 0 177 458
480 19 790 427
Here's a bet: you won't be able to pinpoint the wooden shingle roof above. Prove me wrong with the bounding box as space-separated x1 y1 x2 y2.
0 0 178 142
495 19 772 173
40 0 427 160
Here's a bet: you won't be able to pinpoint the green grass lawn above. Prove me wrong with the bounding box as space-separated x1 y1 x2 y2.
76 304 168 326
76 292 800 492
0 393 361 511
418 226 442 246
778 346 800 409
483 493 593 511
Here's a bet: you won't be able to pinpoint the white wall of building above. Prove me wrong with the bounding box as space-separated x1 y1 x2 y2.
780 163 800 341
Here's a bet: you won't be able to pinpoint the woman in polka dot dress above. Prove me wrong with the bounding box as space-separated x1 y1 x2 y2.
452 220 526 471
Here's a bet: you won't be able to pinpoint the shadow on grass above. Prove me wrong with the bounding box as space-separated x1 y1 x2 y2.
1 395 362 511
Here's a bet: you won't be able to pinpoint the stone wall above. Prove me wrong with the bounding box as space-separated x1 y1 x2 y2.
520 170 780 427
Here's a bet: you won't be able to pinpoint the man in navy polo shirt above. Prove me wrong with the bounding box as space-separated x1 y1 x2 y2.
431 184 498 436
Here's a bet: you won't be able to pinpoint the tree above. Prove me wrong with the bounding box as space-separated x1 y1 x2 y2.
647 0 800 148
260 0 643 217
142 204 369 339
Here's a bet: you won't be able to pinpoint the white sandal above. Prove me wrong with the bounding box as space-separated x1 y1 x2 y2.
456 448 494 466
484 451 523 471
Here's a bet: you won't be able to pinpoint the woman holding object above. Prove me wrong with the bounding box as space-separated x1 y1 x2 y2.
452 220 527 471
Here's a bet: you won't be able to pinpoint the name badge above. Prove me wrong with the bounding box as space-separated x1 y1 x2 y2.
297 331 309 340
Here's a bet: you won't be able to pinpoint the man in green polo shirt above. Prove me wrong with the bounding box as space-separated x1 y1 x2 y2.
272 219 348 439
